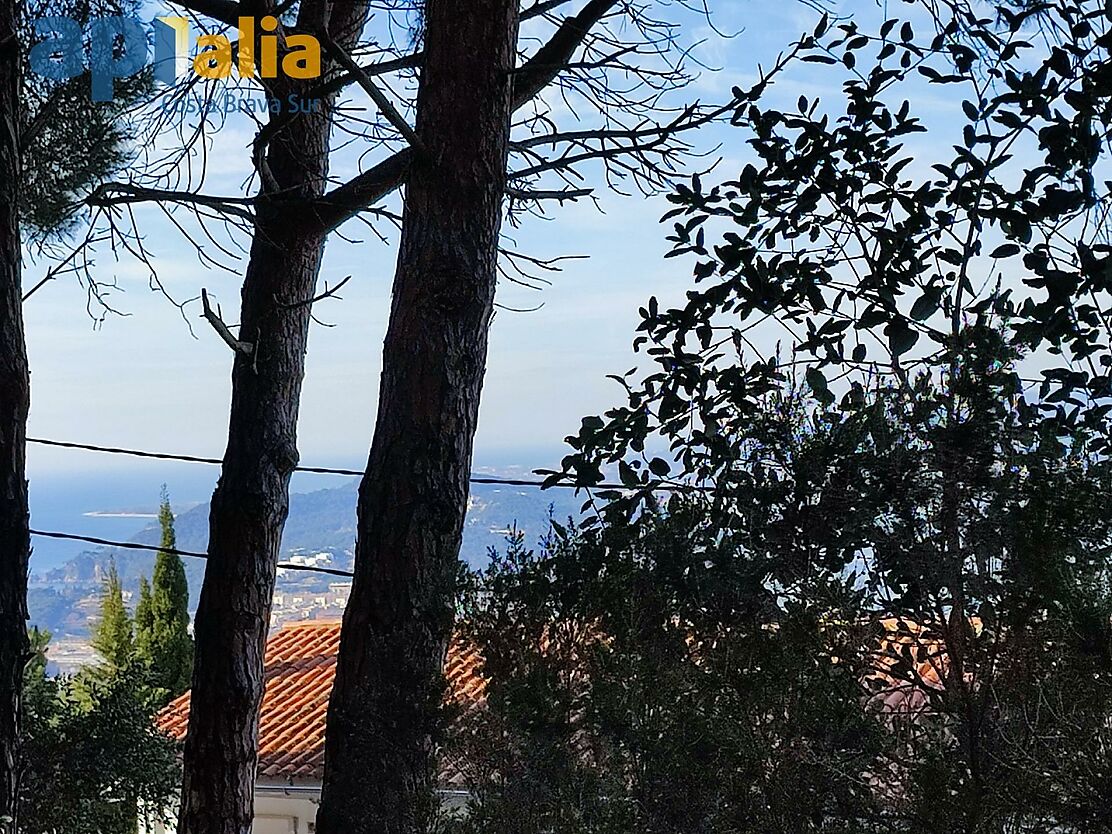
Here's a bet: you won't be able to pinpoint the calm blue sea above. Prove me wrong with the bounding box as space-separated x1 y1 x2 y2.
26 445 561 574
27 465 220 574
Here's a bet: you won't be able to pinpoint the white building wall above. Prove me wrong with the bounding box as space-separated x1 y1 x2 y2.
140 783 320 834
141 783 469 833
252 787 321 834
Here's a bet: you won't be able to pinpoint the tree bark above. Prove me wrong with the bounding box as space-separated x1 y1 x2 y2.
176 4 366 833
0 0 27 831
315 0 519 831
0 2 28 831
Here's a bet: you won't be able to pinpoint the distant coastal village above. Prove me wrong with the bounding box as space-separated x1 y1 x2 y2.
42 563 354 675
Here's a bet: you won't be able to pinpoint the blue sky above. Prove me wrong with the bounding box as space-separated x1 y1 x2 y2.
23 0 925 487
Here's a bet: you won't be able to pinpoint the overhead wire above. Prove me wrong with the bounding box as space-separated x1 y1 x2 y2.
29 529 356 578
27 436 701 491
26 435 702 579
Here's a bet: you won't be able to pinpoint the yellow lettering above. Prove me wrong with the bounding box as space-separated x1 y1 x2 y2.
193 34 232 79
237 16 255 78
259 16 279 76
188 15 321 82
283 35 320 79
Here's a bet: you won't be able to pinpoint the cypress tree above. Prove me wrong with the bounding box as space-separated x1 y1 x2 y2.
91 562 133 671
136 488 193 699
133 576 153 662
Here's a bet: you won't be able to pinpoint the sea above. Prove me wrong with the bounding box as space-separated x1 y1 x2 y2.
27 451 552 574
27 465 220 574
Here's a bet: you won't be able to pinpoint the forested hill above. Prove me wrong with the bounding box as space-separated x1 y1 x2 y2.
128 477 578 568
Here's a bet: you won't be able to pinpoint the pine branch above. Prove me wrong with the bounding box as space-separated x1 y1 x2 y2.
201 289 254 356
87 183 257 222
315 31 423 151
167 0 240 26
307 148 414 234
511 0 620 106
506 186 593 202
307 0 620 234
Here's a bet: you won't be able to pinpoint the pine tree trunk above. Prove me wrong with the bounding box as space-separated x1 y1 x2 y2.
176 5 366 833
316 1 519 830
0 2 28 831
176 217 323 834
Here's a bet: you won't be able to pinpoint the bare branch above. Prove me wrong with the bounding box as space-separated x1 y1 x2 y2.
506 186 592 202
309 0 621 234
87 183 257 222
21 222 103 303
521 0 578 20
308 148 414 234
512 0 622 106
495 300 546 313
167 0 240 27
312 51 424 99
279 274 352 310
201 289 254 356
316 31 423 151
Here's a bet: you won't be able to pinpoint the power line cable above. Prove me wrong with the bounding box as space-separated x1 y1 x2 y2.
25 435 704 581
27 436 699 491
29 529 355 578
28 437 358 474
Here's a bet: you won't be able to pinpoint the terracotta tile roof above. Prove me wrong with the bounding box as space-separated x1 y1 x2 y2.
159 621 485 783
863 617 981 718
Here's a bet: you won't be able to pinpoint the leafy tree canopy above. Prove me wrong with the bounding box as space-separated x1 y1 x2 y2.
91 561 133 672
554 0 1112 501
135 488 193 702
468 3 1112 831
21 629 179 834
19 0 150 241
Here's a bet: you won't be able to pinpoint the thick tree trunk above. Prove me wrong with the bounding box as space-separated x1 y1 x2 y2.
176 217 324 834
0 3 28 832
316 1 519 831
176 4 366 833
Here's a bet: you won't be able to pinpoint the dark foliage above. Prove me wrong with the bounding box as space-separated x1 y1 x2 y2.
553 0 1112 500
453 507 884 834
457 334 1112 831
20 628 180 834
134 490 193 702
20 0 148 239
479 2 1112 831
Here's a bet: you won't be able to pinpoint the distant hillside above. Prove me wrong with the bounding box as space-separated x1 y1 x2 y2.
31 478 583 635
121 477 579 569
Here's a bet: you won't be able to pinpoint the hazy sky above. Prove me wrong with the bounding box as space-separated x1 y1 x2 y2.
22 0 917 484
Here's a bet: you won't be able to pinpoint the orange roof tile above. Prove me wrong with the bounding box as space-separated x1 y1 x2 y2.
159 621 485 783
863 617 982 718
